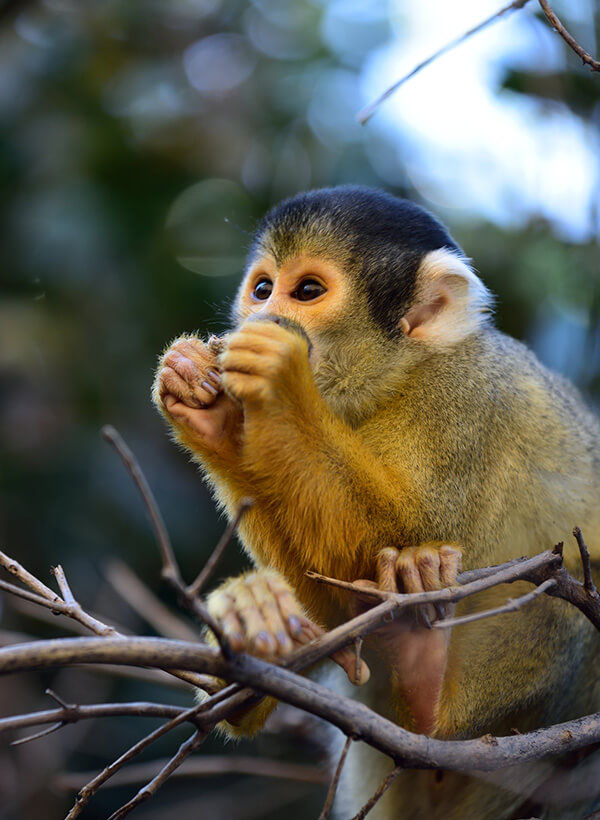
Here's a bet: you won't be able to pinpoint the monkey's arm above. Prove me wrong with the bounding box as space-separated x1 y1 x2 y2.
220 320 420 578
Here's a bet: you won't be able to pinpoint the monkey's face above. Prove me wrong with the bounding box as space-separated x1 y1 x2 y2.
232 250 397 424
233 252 357 363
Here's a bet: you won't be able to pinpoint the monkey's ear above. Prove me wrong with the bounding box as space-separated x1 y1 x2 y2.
399 249 493 347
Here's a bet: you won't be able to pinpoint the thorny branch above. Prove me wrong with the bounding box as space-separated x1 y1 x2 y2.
2 430 600 819
357 0 600 124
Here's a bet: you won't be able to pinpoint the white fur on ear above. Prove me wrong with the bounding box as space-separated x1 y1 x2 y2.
400 248 494 347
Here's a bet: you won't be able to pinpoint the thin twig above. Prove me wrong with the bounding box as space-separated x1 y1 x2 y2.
353 637 364 686
318 735 352 820
106 729 205 820
0 702 190 737
349 764 402 820
573 527 599 597
356 0 532 123
11 722 64 746
538 0 600 71
56 756 327 791
101 426 180 585
187 497 253 597
104 559 200 642
433 578 557 629
0 548 59 600
101 425 232 657
53 565 76 606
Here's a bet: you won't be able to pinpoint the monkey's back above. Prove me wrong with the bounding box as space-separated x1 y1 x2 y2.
345 329 600 820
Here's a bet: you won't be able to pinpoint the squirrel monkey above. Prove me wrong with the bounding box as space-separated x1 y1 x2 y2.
153 186 600 819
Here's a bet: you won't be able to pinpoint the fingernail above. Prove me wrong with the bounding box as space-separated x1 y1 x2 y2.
434 603 446 622
419 608 432 630
287 616 302 637
207 369 222 383
276 631 292 653
202 381 219 396
255 631 275 655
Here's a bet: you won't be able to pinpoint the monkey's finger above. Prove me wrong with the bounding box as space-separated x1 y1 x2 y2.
397 548 435 627
172 341 223 391
220 349 273 378
158 367 204 408
376 548 401 592
225 334 284 357
265 577 306 639
206 591 246 651
396 548 424 593
351 579 380 615
415 547 442 592
249 576 293 655
234 579 277 657
439 545 463 587
164 351 222 407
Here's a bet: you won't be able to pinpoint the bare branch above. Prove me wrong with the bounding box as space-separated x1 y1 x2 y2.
52 565 76 606
2 635 600 772
357 0 533 124
433 578 557 629
104 559 200 642
101 425 180 585
349 764 402 820
101 425 232 657
572 527 599 597
56 756 327 791
187 496 253 597
0 548 60 600
318 735 352 820
106 729 205 820
538 0 600 71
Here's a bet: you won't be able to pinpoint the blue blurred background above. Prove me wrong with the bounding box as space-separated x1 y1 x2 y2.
1 1 599 817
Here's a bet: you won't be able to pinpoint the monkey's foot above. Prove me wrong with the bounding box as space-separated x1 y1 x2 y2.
207 570 370 684
355 543 462 734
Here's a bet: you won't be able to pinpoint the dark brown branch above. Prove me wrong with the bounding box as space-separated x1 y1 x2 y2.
349 764 402 820
356 0 533 123
106 729 205 820
538 0 600 71
2 635 600 772
318 735 352 820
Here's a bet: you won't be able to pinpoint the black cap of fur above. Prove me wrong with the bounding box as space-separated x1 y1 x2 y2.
250 186 462 337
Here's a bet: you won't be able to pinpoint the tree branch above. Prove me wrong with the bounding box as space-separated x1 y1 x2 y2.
357 0 533 124
2 635 600 773
538 0 600 71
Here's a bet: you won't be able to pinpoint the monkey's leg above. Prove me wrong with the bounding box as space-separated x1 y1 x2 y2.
357 544 462 736
203 570 370 737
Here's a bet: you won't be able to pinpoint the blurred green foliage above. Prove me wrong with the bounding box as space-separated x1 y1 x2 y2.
0 1 598 818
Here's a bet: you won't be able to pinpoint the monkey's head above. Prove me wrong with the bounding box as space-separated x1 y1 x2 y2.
233 186 493 423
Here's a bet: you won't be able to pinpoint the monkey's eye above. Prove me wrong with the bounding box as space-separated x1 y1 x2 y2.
293 279 326 302
252 278 273 301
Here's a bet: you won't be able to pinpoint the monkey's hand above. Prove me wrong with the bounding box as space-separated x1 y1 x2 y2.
355 544 462 736
153 335 243 463
208 569 369 681
203 569 369 738
219 319 314 411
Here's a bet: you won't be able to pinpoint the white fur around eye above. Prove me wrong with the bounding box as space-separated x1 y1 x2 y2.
406 248 494 347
